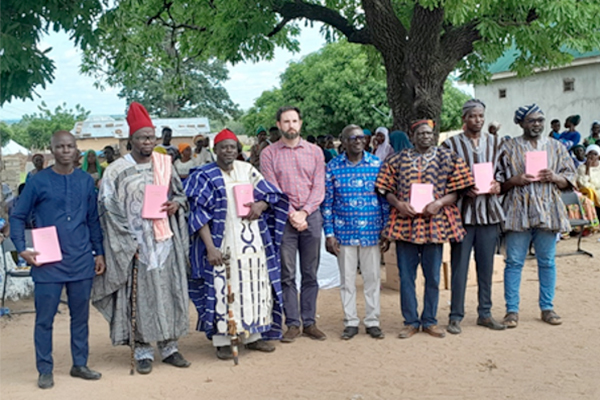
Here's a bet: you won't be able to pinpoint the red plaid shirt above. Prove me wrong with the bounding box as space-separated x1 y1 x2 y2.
260 139 325 215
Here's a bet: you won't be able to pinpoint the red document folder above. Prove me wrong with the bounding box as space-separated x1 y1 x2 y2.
32 226 62 264
472 162 494 194
525 151 547 181
141 184 168 219
233 184 254 217
410 183 434 214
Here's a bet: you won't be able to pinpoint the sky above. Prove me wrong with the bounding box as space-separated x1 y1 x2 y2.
0 25 327 121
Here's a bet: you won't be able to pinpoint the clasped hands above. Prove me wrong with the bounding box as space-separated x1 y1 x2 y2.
393 199 443 218
289 210 308 231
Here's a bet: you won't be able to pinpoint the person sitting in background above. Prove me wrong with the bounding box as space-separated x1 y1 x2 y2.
26 154 45 181
488 121 501 136
174 143 195 181
559 115 582 148
317 135 334 163
100 146 116 169
81 150 102 187
325 135 338 158
157 127 177 153
583 121 600 146
570 145 586 169
389 130 413 153
577 144 600 213
549 119 561 140
306 135 316 144
363 129 373 152
249 126 268 170
192 134 214 166
373 127 394 161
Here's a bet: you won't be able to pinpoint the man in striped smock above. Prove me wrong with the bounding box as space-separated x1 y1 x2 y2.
496 104 576 328
185 129 289 360
442 99 506 334
376 120 474 339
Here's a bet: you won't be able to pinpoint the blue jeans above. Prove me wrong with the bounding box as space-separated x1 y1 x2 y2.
395 241 443 328
504 230 557 313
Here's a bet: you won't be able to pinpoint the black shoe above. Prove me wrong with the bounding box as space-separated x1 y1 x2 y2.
366 326 385 339
136 359 153 374
245 340 276 352
447 320 462 335
70 366 102 380
216 346 234 360
477 316 507 330
341 326 359 340
162 352 191 368
38 373 54 389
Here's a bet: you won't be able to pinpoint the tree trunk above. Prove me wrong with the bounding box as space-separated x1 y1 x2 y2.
363 2 455 133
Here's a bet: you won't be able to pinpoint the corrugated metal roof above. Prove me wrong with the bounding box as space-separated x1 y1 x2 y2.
71 116 211 139
488 47 600 75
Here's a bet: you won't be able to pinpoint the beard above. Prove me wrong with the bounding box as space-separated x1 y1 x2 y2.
282 129 300 140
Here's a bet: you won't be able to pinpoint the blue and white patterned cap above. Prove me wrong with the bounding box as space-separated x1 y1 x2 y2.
514 104 543 124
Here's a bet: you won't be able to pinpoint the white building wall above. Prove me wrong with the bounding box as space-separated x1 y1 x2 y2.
474 61 600 139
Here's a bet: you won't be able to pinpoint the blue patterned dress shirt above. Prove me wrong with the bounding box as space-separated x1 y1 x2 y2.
322 151 387 247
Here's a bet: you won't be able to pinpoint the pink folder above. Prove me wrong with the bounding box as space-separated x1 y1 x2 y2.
525 151 547 181
410 183 434 214
32 226 62 264
472 162 494 194
141 184 168 219
233 184 254 217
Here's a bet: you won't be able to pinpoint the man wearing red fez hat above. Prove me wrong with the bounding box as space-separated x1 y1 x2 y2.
185 128 289 361
93 102 192 374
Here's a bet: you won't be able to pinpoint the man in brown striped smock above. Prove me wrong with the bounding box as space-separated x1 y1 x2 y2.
442 99 506 334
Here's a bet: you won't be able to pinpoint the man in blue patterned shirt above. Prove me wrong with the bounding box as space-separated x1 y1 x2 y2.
322 124 387 340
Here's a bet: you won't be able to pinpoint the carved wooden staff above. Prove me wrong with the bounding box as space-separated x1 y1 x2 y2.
130 252 139 375
223 248 240 366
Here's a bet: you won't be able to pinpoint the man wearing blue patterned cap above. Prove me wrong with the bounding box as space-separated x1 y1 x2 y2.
495 104 576 329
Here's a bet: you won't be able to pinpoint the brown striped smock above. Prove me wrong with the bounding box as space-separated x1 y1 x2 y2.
441 132 505 225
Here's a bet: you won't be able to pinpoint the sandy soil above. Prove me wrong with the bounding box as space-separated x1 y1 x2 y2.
1 237 599 400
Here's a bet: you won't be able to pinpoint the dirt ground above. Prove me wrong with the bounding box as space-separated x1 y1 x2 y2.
1 237 599 400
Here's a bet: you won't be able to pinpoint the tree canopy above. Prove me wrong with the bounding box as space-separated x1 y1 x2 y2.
83 0 600 130
0 0 104 106
242 41 469 135
9 102 90 149
81 23 240 121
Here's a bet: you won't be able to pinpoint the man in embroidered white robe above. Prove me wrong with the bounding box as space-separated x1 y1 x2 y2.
185 129 288 360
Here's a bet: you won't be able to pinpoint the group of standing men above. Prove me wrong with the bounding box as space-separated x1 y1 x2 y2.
9 99 576 389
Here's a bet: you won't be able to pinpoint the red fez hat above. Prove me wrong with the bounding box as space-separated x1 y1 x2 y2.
214 128 238 145
127 102 154 136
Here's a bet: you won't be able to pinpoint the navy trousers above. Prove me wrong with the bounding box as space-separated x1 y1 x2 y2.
34 278 94 374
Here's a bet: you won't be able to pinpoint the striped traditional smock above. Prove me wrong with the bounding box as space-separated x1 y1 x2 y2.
495 136 576 233
375 146 474 244
442 132 505 225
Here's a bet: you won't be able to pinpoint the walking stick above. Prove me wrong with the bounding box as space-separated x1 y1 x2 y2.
130 252 139 375
223 248 240 366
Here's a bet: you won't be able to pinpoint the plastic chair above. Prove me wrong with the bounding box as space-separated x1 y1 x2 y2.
559 191 594 258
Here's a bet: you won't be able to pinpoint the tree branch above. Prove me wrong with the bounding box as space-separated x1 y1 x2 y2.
270 0 371 44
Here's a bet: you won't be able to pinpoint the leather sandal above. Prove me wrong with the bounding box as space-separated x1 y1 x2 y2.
541 310 562 325
503 312 519 328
